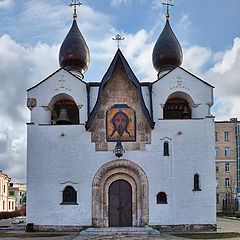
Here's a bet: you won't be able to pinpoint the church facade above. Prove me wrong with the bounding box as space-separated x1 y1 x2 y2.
26 5 216 231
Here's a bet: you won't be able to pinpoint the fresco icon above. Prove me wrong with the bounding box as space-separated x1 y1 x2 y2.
106 104 136 142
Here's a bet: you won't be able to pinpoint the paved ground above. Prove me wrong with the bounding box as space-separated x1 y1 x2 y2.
1 218 240 239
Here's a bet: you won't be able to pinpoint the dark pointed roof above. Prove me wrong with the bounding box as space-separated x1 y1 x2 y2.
85 49 155 130
59 20 90 76
152 18 183 76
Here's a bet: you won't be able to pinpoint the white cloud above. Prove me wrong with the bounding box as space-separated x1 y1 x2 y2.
0 34 59 182
111 0 130 6
111 0 145 7
0 0 13 9
211 38 240 74
183 45 212 75
0 1 239 182
205 37 240 120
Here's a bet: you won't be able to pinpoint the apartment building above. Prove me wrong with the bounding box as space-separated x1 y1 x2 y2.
236 123 240 200
215 118 238 212
0 171 15 212
9 183 26 210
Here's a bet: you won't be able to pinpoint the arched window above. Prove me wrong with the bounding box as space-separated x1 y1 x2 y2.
61 186 77 205
163 98 191 119
193 174 201 191
163 141 169 156
156 192 167 204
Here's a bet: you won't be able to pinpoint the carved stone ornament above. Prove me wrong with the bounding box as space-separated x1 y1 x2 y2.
27 98 37 110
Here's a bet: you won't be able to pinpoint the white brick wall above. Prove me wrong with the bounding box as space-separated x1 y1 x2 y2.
27 67 216 226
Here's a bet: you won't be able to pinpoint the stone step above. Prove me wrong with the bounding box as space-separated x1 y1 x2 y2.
79 227 160 236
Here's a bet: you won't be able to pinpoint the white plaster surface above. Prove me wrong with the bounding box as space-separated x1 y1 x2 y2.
27 67 216 227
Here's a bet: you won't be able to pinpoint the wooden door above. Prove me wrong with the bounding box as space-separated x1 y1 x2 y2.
109 180 132 227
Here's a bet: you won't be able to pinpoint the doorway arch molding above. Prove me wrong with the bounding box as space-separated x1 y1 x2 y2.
92 159 149 227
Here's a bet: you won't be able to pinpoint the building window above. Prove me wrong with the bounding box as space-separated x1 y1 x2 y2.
216 162 219 172
224 132 229 141
9 202 10 210
9 191 14 196
216 193 219 204
216 178 220 188
224 147 230 157
226 193 231 202
156 192 167 204
225 162 230 172
163 141 169 156
12 202 14 210
3 201 5 210
193 173 201 191
225 178 231 187
215 147 220 157
3 185 5 193
61 186 77 205
215 132 218 141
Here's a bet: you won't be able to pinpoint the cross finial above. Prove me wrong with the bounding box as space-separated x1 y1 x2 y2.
112 34 125 49
69 0 82 20
162 0 174 19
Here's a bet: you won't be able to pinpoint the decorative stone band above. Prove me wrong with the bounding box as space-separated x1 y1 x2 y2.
31 224 217 232
32 225 88 232
151 224 217 232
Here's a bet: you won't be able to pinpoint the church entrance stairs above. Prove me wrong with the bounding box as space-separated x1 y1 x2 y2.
78 227 160 237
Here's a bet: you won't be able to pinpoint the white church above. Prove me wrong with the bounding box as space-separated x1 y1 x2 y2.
26 2 216 232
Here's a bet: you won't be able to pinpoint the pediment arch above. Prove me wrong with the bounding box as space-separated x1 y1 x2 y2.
92 159 149 227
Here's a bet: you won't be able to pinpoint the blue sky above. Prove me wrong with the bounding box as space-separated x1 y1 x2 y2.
0 0 240 182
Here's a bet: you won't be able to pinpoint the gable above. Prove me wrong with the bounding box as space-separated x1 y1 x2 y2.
86 49 154 130
86 49 154 151
152 67 214 107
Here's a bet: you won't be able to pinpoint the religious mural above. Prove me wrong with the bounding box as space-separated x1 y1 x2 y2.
106 104 136 142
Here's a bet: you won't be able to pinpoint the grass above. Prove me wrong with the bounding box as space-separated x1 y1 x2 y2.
0 231 68 238
173 232 240 239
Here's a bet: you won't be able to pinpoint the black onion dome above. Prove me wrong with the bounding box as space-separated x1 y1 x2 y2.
59 20 90 75
152 18 183 74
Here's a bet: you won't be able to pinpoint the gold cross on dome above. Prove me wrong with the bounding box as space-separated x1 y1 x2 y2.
112 34 125 49
69 0 82 19
162 0 174 19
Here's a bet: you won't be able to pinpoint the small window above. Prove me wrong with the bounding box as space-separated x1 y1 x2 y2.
193 173 201 191
216 194 219 204
3 201 5 210
224 147 230 157
225 193 231 202
215 147 220 157
215 132 218 142
12 201 14 210
225 178 230 187
216 178 220 188
3 185 5 194
216 162 219 172
61 186 77 205
225 162 230 172
224 132 229 141
163 141 169 156
9 191 14 196
156 192 167 204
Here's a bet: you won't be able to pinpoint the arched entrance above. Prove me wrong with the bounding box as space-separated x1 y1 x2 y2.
109 180 132 227
92 159 149 227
